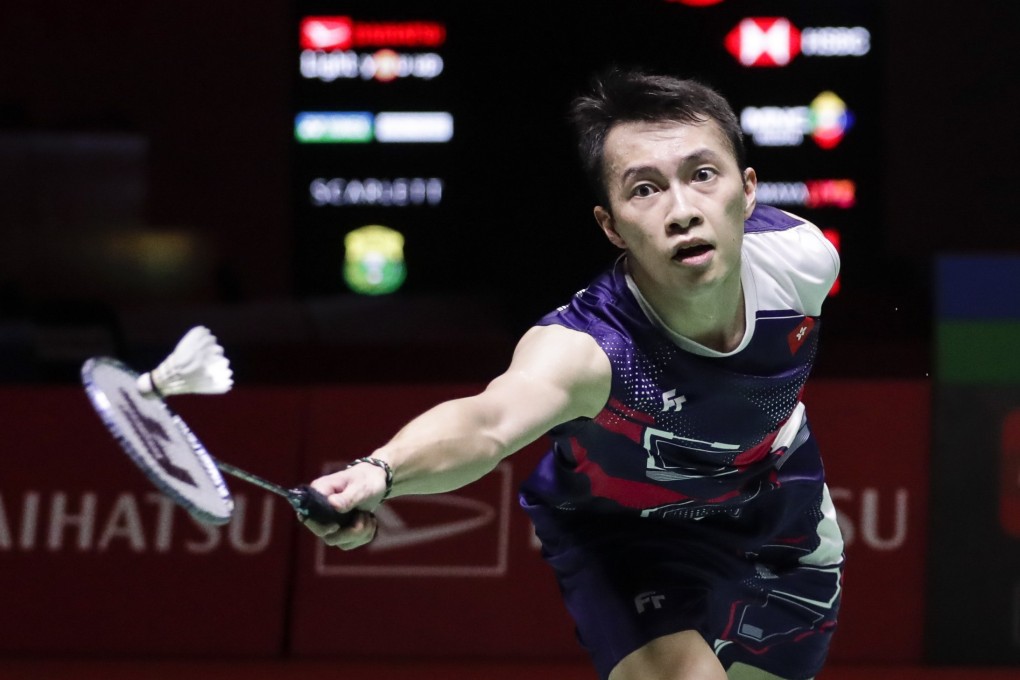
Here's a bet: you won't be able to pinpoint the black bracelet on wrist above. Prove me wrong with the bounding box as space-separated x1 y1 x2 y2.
347 457 394 499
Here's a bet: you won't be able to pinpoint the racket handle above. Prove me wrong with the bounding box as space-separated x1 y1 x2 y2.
289 485 356 527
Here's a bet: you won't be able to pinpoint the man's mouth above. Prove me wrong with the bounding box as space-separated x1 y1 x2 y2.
672 243 714 263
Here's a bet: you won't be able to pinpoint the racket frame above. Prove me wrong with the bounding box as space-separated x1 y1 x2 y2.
82 356 234 525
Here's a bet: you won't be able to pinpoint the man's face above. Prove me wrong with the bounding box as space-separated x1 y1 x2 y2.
594 119 756 299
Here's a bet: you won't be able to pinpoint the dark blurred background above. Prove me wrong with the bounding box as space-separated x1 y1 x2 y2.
0 0 1016 384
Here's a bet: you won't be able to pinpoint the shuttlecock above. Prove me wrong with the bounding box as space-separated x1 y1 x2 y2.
136 326 234 398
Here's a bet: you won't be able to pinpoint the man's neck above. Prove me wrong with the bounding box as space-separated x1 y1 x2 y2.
630 265 746 353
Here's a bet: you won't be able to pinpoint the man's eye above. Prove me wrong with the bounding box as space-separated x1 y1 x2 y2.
632 183 657 197
693 168 717 182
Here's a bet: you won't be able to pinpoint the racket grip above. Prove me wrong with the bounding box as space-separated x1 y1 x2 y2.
289 485 356 527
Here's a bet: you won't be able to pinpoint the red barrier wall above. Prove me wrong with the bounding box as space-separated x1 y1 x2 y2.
805 381 931 663
289 385 576 659
0 387 305 655
0 381 930 662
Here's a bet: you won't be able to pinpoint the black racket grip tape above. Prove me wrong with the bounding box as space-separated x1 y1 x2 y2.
290 485 356 527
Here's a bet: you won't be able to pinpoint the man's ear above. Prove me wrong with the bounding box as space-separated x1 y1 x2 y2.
742 167 758 219
594 205 626 249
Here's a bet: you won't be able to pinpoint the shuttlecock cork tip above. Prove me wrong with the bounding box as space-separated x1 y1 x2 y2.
137 326 234 398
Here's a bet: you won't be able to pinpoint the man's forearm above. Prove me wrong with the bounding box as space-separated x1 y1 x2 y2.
369 397 513 497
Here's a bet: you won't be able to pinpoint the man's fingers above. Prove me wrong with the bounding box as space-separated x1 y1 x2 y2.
302 510 377 549
299 514 335 537
309 465 387 515
320 511 377 550
299 464 388 551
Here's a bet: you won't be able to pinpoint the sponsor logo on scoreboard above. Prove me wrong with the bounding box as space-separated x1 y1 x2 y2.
725 17 871 67
300 16 446 51
295 111 454 144
310 177 444 207
300 49 444 82
740 91 854 148
757 180 856 209
343 225 407 295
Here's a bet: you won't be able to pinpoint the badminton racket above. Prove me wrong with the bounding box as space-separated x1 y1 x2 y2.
81 327 353 528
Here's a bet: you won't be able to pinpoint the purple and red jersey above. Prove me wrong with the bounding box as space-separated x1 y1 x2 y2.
520 205 844 679
521 205 841 524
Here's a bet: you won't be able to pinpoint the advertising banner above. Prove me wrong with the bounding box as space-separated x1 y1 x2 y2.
0 387 304 655
288 386 579 659
1 381 929 661
806 381 930 663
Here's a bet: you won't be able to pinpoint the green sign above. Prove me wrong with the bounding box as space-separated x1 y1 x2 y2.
343 224 407 295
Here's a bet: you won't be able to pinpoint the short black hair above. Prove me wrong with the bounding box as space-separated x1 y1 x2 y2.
569 68 747 206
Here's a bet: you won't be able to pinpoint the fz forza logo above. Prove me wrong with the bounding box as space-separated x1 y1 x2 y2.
635 591 666 613
662 389 687 412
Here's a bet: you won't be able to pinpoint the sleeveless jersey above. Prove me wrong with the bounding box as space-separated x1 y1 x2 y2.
520 205 840 522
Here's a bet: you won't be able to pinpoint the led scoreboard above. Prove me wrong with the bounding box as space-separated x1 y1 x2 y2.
293 6 454 297
292 1 883 324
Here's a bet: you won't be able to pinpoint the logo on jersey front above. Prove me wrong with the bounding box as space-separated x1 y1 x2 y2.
644 427 740 483
787 317 816 355
661 389 687 412
635 591 667 613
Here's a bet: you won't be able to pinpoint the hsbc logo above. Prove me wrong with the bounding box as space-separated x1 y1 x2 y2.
725 17 871 67
726 18 799 67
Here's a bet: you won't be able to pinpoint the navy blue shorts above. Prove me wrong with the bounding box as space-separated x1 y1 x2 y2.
521 482 844 680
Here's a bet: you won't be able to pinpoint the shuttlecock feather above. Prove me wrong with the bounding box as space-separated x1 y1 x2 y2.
136 326 234 398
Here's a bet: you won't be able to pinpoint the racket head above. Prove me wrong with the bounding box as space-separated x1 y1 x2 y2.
82 357 234 525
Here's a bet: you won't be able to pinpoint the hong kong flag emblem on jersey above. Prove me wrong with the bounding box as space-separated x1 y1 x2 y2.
788 317 816 355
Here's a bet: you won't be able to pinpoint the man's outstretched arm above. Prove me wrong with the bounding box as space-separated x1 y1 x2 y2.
304 324 610 549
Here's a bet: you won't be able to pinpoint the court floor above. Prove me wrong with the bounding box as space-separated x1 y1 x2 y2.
0 661 1017 680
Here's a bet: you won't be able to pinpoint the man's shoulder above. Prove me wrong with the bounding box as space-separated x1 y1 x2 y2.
537 264 633 333
744 204 808 234
743 205 838 270
743 205 840 315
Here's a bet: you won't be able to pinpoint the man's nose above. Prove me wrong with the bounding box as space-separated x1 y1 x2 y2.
665 185 702 232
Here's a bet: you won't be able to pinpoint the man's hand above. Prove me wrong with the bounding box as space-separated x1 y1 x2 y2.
301 460 390 550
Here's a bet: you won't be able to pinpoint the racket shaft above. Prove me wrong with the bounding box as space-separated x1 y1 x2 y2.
216 460 289 497
216 460 353 527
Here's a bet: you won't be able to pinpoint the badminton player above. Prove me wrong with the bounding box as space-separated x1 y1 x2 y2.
303 69 844 680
